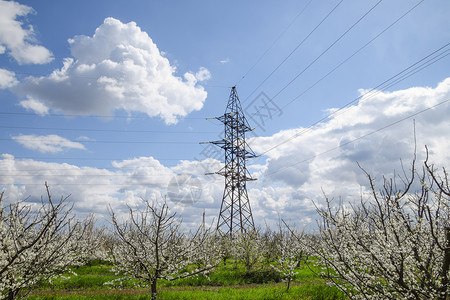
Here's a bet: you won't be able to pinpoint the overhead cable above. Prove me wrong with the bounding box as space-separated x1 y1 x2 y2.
242 0 345 103
262 97 450 179
257 41 450 156
235 0 314 86
268 0 384 103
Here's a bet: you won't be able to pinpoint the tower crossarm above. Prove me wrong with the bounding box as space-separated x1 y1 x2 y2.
210 113 254 133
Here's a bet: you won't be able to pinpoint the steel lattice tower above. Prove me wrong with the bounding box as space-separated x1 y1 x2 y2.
206 86 258 238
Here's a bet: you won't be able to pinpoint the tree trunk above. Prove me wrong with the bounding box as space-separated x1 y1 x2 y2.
286 277 291 291
151 278 158 300
7 289 18 300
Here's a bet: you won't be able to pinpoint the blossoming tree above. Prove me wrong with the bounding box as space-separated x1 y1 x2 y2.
0 183 94 300
314 153 450 299
271 224 307 291
109 199 219 300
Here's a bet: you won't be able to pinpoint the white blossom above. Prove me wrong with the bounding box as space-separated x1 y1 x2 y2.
0 184 95 299
109 199 220 300
313 154 450 299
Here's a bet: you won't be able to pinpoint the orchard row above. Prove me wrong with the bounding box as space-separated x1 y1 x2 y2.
1 154 449 300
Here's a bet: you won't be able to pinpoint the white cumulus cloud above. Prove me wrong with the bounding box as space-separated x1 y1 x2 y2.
0 0 53 64
12 134 86 153
15 17 209 124
195 67 211 82
19 97 49 115
3 79 450 230
247 77 450 228
0 68 18 89
0 154 223 228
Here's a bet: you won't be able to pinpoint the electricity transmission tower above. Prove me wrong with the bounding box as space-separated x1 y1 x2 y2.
206 86 258 238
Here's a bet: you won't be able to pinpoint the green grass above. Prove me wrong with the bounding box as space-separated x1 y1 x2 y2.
28 284 344 300
158 284 344 300
161 260 320 287
71 264 115 276
161 268 280 287
27 259 345 299
43 275 117 290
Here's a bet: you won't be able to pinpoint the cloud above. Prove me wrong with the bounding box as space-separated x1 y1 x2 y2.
263 154 312 187
112 156 173 188
2 79 450 230
220 58 230 64
0 154 124 217
19 97 49 115
247 77 450 229
76 136 95 142
0 68 18 89
195 67 211 82
0 154 223 228
14 17 209 124
12 134 86 153
0 0 53 64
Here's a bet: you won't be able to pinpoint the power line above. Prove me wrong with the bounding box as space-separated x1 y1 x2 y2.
0 111 206 120
0 157 221 172
268 0 384 103
0 169 219 177
0 167 222 185
0 125 215 134
375 49 450 91
235 0 314 86
3 97 448 185
232 0 424 132
0 165 221 175
0 182 176 187
0 173 173 178
280 0 425 111
242 0 345 103
0 160 220 171
2 156 191 161
2 138 198 145
256 41 450 156
262 97 450 179
10 90 448 185
4 87 447 185
13 71 230 90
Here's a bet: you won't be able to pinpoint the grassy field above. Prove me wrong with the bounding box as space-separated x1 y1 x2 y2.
26 260 345 299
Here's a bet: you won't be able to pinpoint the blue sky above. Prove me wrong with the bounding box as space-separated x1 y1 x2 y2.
1 0 449 229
